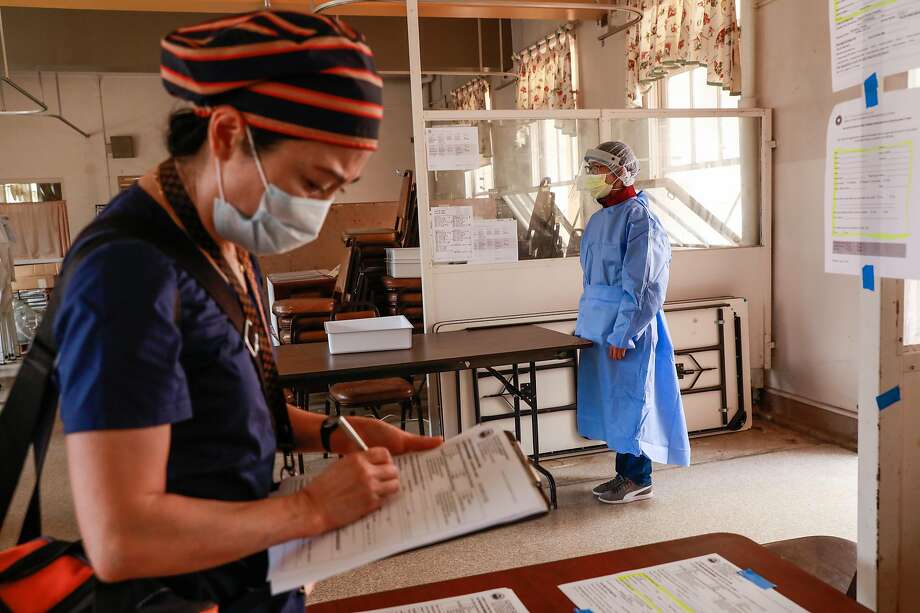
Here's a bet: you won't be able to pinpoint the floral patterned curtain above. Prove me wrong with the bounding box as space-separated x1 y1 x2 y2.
515 29 576 111
625 0 741 105
450 78 490 110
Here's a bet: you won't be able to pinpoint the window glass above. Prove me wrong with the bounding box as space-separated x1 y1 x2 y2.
0 182 63 204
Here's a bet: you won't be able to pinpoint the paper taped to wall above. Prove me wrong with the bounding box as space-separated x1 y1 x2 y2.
426 126 481 171
829 0 920 91
471 218 519 264
431 205 473 263
825 87 920 279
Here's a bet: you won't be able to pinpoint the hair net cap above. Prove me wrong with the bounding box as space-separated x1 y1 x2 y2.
584 141 640 187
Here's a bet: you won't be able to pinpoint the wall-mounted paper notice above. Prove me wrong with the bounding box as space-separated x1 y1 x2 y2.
426 126 481 171
825 87 920 279
471 218 519 264
431 205 473 263
829 0 920 92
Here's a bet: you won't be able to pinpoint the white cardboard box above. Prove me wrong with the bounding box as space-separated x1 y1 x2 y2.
324 315 414 354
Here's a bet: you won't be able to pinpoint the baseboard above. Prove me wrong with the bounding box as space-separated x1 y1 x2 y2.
758 390 857 451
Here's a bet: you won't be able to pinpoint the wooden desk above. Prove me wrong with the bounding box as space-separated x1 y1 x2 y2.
308 533 870 612
275 325 592 507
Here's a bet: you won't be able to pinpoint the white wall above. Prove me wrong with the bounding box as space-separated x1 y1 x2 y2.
0 73 415 237
757 1 863 411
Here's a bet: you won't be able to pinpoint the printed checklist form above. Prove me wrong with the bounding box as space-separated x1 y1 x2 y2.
268 425 549 594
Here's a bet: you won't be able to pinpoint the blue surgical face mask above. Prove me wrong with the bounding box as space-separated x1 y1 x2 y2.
212 127 334 255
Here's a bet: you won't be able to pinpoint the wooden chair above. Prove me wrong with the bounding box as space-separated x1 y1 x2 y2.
272 246 354 345
382 276 424 333
325 302 426 434
341 170 414 247
764 536 857 597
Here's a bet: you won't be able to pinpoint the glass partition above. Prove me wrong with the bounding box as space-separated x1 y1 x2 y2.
426 117 600 263
606 114 764 249
422 110 766 265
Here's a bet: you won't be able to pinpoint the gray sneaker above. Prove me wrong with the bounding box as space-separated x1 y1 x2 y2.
597 477 653 504
592 475 627 496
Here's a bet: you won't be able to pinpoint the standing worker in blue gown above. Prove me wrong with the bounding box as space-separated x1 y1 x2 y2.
574 141 691 505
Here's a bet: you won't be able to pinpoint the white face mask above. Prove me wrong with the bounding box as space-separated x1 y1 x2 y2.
212 127 334 255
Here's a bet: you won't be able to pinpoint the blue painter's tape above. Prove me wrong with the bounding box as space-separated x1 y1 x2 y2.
862 264 875 291
864 72 879 108
877 386 901 411
573 609 594 613
739 568 776 590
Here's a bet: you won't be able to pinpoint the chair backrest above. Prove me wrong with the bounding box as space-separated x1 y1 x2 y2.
332 301 379 320
400 183 419 249
393 170 414 236
333 244 354 301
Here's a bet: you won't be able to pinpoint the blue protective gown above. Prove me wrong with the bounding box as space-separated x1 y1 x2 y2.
574 191 691 466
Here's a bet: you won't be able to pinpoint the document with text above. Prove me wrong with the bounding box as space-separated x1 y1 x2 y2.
356 588 529 613
825 87 920 278
559 554 806 613
829 0 920 91
268 425 548 594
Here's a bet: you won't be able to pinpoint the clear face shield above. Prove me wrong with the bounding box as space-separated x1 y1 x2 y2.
569 163 610 230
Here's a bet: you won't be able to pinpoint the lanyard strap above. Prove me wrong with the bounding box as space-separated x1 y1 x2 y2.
156 159 296 472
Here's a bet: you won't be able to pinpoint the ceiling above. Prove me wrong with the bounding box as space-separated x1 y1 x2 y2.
0 0 610 21
0 7 512 73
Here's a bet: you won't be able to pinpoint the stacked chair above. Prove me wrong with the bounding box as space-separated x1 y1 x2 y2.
269 272 336 344
271 256 346 345
383 277 423 333
341 171 419 316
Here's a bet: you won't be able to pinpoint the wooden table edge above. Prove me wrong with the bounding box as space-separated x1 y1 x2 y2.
306 532 870 612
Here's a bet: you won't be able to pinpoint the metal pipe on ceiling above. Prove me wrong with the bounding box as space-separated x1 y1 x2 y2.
0 8 90 137
597 7 642 43
314 0 638 19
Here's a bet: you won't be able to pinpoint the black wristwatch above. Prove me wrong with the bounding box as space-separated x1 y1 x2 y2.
320 416 339 453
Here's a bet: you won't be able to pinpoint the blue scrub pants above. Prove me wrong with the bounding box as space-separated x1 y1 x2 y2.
616 452 652 486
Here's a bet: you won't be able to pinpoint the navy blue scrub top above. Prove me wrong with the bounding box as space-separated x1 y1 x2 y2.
53 185 302 612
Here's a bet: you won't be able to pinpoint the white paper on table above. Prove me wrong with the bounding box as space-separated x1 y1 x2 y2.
431 206 474 263
356 588 530 613
559 553 807 613
426 127 481 171
470 219 519 264
267 425 548 594
824 87 920 279
829 0 920 92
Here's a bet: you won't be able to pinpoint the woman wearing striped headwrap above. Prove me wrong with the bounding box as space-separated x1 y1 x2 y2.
52 10 441 611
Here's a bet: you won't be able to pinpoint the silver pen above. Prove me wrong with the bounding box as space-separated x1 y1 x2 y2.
337 416 369 451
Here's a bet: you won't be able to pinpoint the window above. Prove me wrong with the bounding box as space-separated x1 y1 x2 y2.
657 66 739 110
0 182 62 204
909 68 920 89
905 280 920 346
633 67 756 249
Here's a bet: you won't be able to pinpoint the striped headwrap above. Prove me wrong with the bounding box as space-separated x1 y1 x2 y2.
160 10 382 151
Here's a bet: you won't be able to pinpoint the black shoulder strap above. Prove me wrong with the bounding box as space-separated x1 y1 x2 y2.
0 214 290 544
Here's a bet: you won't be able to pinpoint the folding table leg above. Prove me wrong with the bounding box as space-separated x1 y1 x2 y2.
415 396 426 436
512 363 522 442
454 370 462 435
527 361 557 509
